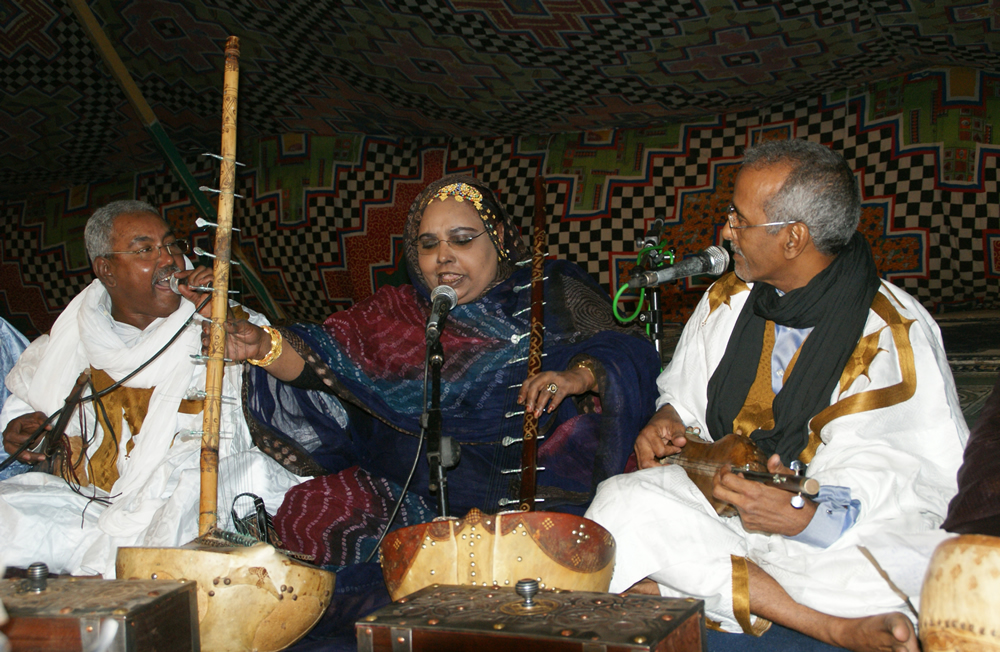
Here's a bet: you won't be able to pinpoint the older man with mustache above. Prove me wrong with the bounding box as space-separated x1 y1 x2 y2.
0 200 304 578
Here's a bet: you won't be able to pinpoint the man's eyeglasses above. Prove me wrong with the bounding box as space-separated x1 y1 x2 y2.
104 240 189 261
413 231 488 255
725 205 797 231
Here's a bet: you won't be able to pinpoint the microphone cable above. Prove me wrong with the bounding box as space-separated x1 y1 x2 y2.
613 242 674 329
0 294 213 474
362 343 432 563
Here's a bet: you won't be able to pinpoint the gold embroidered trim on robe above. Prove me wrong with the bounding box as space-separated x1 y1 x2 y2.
731 321 777 437
82 368 204 492
707 272 750 318
731 555 771 636
800 291 916 464
729 319 808 436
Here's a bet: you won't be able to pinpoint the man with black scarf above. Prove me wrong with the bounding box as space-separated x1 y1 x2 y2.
586 140 967 652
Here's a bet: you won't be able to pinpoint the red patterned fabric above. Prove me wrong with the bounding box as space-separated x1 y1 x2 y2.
275 466 434 567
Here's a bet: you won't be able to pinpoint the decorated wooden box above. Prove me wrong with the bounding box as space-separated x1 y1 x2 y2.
0 576 198 652
357 583 705 652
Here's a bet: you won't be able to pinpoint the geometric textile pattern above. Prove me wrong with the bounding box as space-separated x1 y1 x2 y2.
2 70 999 336
2 0 1000 195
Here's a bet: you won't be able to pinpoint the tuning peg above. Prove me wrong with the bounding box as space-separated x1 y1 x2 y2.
193 247 241 264
196 217 241 232
790 460 806 509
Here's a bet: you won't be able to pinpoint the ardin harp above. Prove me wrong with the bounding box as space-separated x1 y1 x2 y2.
379 175 616 601
116 37 333 652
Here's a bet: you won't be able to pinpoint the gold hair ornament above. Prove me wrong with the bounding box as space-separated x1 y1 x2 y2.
425 181 508 261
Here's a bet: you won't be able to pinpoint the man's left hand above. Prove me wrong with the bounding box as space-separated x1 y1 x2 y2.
712 454 816 536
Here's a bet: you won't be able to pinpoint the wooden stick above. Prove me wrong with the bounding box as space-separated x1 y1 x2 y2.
199 36 240 537
517 175 547 512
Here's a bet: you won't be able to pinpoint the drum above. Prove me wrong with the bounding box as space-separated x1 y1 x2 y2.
380 508 615 601
919 534 1000 651
117 542 334 652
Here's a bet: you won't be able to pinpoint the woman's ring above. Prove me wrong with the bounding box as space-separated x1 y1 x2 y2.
546 383 558 394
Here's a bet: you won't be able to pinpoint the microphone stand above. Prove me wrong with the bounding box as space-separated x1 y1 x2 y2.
635 246 673 362
644 283 663 361
422 337 459 517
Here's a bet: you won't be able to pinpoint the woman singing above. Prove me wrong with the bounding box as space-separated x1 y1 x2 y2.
223 175 660 567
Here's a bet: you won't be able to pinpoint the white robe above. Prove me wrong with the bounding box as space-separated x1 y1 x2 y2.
0 280 306 578
585 278 967 632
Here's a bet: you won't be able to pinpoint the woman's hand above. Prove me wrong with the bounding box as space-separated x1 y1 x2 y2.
203 320 305 381
518 364 596 417
203 319 271 362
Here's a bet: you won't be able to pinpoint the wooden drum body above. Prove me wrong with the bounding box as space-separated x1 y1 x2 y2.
919 534 1000 652
380 508 615 601
117 542 334 652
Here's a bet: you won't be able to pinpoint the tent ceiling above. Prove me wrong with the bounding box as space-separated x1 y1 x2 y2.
1 0 998 195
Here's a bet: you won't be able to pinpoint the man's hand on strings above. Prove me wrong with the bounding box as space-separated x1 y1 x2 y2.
2 411 50 464
713 453 816 536
171 266 216 318
518 365 596 418
634 404 689 469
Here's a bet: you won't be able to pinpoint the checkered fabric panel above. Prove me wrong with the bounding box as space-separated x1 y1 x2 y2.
3 212 89 313
4 80 999 335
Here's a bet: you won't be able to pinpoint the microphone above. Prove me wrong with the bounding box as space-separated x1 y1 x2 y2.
169 275 191 294
641 217 665 249
426 285 458 343
628 246 730 289
169 275 237 295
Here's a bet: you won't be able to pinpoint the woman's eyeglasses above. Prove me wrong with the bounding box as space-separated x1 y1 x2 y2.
413 231 488 255
725 205 797 231
104 240 189 261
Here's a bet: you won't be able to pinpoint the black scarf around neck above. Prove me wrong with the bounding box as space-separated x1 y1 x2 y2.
704 231 881 465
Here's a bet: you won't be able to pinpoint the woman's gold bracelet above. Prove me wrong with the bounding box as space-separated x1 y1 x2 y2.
247 325 283 367
571 357 598 391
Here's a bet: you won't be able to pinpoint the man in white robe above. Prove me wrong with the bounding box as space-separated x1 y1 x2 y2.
586 140 967 652
0 200 304 578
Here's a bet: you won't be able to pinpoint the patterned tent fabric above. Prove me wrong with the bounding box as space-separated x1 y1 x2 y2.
0 1 998 339
2 67 998 339
1 0 999 193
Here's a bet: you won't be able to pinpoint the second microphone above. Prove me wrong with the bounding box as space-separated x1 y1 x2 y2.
628 246 730 289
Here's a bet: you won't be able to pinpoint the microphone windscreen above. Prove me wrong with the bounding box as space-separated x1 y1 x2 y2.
704 246 730 275
430 285 458 309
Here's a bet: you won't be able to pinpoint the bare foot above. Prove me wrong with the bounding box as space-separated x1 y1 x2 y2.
623 578 660 596
828 612 917 652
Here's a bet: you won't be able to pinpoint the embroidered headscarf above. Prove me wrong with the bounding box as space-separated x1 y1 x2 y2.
403 175 529 297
